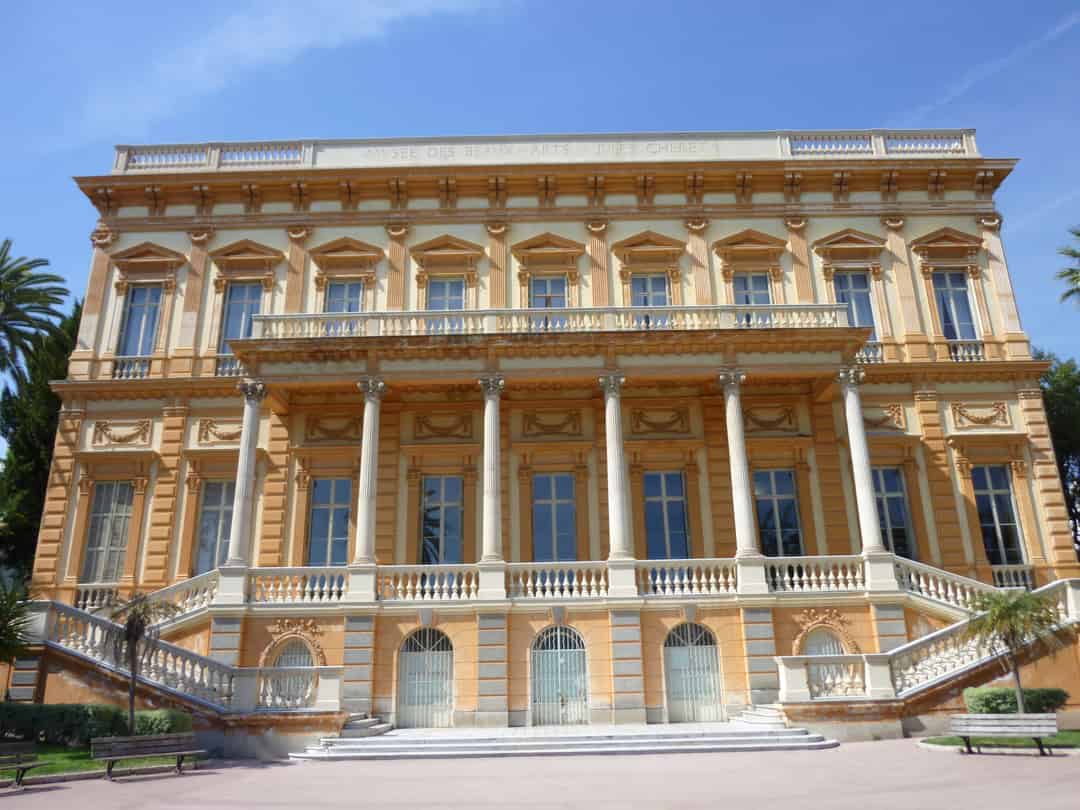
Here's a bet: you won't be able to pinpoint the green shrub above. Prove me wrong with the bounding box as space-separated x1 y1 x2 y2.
0 703 193 744
132 708 192 735
963 687 1069 714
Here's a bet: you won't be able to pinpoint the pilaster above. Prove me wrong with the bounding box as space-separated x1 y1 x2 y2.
485 223 509 309
283 225 311 313
685 219 712 304
608 610 647 723
741 607 779 704
342 614 376 715
586 221 611 306
871 603 908 652
385 224 409 310
476 613 509 726
208 614 243 665
142 403 187 588
784 217 815 303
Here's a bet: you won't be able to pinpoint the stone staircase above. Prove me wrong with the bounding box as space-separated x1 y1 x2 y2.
339 715 393 738
293 721 838 761
734 705 788 729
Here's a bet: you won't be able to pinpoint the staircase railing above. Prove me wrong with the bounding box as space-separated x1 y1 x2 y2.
892 557 996 612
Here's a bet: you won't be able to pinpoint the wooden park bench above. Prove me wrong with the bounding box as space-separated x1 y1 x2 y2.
0 741 43 789
949 713 1060 755
91 732 207 780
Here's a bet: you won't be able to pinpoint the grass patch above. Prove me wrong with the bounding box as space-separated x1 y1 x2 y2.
924 730 1080 749
0 744 200 779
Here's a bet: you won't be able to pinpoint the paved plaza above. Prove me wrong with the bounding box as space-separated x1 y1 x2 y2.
5 739 1078 809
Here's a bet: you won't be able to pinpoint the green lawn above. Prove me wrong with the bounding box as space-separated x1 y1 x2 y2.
0 744 201 779
924 730 1080 749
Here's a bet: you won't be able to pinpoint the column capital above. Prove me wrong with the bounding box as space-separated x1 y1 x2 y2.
598 374 625 396
717 368 746 391
238 379 267 402
478 374 505 397
358 377 387 400
837 367 865 388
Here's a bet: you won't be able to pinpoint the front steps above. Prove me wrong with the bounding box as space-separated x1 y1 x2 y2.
293 722 838 761
735 705 788 729
340 715 393 738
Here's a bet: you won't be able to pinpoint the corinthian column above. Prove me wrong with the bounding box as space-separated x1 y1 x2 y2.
352 377 386 564
225 380 266 567
838 367 884 555
599 375 632 560
718 370 757 557
479 375 505 562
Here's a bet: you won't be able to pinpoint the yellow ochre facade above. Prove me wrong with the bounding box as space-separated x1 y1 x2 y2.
17 131 1080 748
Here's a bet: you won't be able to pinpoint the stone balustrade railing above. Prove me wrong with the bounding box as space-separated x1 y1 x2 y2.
248 568 348 605
892 557 995 612
991 564 1036 590
254 666 343 710
507 562 609 599
946 339 986 362
250 304 850 341
74 583 119 611
636 559 738 597
148 569 220 616
766 556 866 593
376 564 480 601
111 356 152 380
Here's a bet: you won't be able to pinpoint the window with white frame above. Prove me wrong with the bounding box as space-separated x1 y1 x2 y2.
932 271 978 340
833 271 876 339
629 274 669 307
872 467 914 559
82 481 134 583
732 272 772 306
194 481 234 575
644 471 690 559
529 276 567 309
117 285 163 356
324 280 365 313
307 478 352 566
753 470 803 557
420 475 464 564
218 282 262 355
532 473 576 562
425 277 466 334
971 465 1025 566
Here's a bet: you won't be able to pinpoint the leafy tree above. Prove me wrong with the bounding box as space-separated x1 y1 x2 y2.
1058 226 1080 303
110 595 179 735
0 302 80 576
1034 349 1080 552
963 590 1070 714
0 582 32 665
0 239 66 374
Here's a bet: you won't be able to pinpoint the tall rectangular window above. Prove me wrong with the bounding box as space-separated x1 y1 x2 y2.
425 277 466 335
644 471 689 559
195 481 234 575
307 478 352 567
834 271 876 338
324 280 365 313
872 467 914 559
82 481 133 583
532 473 576 562
732 273 772 306
630 274 669 307
972 465 1024 565
932 271 977 340
219 282 262 355
529 276 567 308
754 470 803 557
117 286 162 356
420 475 464 564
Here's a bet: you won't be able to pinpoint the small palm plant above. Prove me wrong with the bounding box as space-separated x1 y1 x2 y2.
963 589 1070 713
110 595 179 735
1059 226 1080 304
0 239 67 374
0 581 32 665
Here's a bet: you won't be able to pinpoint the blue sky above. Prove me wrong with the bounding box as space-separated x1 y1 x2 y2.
2 0 1078 358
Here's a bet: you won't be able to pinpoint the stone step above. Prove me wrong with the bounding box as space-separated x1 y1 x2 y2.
344 717 380 729
319 727 817 748
339 723 393 738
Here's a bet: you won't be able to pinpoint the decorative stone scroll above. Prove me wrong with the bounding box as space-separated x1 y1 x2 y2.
862 403 905 431
414 412 474 440
792 608 860 655
522 410 582 438
305 415 364 442
197 418 242 444
630 406 690 435
258 618 327 668
744 406 797 433
92 419 151 447
951 401 1009 429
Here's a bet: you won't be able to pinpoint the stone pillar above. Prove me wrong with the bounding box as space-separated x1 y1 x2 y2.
586 221 610 306
342 614 376 715
476 613 509 726
741 607 779 705
217 380 264 604
600 375 636 596
478 375 506 599
838 368 897 590
352 378 385 564
608 610 647 723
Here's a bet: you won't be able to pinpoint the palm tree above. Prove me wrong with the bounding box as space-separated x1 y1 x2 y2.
0 239 67 374
1059 226 1080 304
963 589 1070 713
110 595 179 734
0 581 32 665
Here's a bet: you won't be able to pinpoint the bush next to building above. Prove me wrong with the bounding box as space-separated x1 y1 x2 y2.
0 703 192 745
963 687 1069 714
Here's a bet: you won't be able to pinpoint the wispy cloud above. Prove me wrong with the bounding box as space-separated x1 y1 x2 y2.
1007 188 1080 235
75 0 493 143
896 10 1080 126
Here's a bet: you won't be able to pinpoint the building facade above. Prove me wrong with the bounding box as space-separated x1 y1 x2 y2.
20 131 1080 743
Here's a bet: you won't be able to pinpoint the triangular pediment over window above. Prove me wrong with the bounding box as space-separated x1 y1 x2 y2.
511 232 585 270
812 228 886 263
910 227 982 260
111 242 187 274
210 239 285 271
309 237 385 271
711 229 787 265
611 230 686 266
410 234 485 268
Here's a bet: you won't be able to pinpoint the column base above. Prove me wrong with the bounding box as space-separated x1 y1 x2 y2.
606 559 639 598
476 561 507 600
213 565 248 606
735 555 770 595
345 564 378 604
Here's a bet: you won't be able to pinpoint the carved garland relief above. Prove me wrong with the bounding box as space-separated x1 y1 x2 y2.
744 406 797 433
951 401 1009 429
197 418 243 444
414 412 474 440
522 410 582 438
92 419 151 447
630 407 690 435
862 403 905 431
305 415 364 442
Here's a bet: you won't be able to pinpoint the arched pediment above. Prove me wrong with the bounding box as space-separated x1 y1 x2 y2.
812 228 886 263
511 232 585 270
910 227 982 261
711 229 787 266
210 239 285 271
309 237 384 271
409 234 485 268
611 230 686 266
